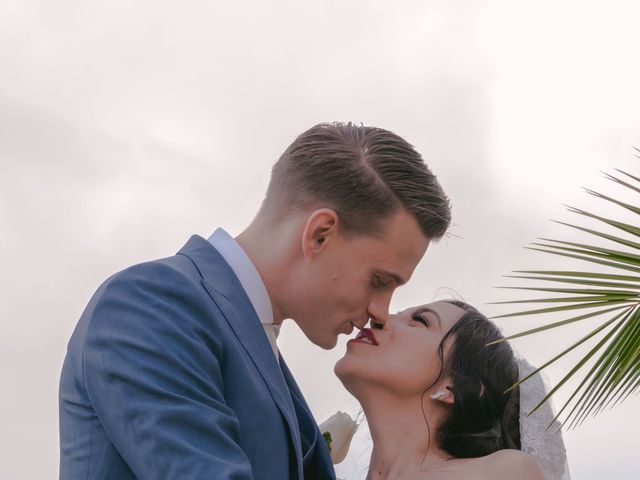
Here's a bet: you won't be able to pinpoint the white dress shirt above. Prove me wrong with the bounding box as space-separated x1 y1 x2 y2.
207 228 280 361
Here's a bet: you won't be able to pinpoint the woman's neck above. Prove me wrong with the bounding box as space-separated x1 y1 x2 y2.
360 389 452 480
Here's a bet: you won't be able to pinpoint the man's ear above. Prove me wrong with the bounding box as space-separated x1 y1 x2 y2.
301 209 340 259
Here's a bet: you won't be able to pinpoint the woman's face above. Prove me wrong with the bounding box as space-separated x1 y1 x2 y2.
335 301 467 396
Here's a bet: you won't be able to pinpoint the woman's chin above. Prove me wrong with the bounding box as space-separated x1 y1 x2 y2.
333 356 350 381
336 363 428 403
334 359 366 396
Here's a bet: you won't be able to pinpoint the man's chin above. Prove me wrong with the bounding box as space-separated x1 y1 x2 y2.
313 334 338 350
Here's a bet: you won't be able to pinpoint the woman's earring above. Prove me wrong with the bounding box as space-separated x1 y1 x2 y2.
430 390 447 400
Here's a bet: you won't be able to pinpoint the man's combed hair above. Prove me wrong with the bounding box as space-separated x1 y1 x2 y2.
262 122 451 239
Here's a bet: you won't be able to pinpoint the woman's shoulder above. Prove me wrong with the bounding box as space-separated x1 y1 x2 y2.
479 449 545 479
411 451 545 480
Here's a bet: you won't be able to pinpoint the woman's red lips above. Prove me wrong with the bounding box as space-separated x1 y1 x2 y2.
354 328 378 346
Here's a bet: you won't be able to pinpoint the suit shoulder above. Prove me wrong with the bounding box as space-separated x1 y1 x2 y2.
111 255 195 284
483 449 545 480
91 255 214 328
84 255 225 351
96 254 206 301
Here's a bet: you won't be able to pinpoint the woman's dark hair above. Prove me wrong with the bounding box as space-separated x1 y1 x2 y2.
431 300 521 458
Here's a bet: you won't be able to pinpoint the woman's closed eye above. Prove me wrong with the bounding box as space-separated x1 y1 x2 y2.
411 312 430 327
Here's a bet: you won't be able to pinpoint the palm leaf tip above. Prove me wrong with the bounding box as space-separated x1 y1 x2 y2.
494 165 640 428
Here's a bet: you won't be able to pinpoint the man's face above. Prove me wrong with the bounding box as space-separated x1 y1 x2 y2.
289 208 430 349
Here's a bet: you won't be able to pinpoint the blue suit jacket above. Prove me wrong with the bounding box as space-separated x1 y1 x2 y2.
59 235 335 479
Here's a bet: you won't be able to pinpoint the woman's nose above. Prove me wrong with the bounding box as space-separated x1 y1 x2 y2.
384 313 403 328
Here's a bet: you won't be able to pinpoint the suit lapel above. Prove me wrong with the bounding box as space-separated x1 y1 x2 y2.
178 235 304 479
280 357 335 477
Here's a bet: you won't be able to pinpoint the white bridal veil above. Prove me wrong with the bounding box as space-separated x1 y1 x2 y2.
518 357 571 480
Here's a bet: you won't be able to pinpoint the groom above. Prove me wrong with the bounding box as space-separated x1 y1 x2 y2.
59 122 451 479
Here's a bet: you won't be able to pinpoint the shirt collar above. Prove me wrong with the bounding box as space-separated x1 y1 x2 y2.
207 228 275 329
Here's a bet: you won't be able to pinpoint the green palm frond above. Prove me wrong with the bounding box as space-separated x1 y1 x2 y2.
493 167 640 428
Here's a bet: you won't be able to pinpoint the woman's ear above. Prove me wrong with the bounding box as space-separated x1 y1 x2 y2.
301 209 340 259
430 383 455 405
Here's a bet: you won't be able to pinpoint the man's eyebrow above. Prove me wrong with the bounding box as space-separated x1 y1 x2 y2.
375 270 407 286
413 307 442 329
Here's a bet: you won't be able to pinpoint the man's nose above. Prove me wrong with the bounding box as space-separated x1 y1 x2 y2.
367 291 393 327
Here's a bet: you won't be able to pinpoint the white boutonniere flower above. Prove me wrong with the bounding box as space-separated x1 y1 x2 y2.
319 411 358 464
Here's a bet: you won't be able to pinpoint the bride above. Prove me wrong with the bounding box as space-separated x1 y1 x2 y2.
335 300 554 480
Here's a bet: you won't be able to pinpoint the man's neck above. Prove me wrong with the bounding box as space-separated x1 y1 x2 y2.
235 216 302 324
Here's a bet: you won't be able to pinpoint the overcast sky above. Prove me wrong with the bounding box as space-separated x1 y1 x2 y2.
1 1 639 478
